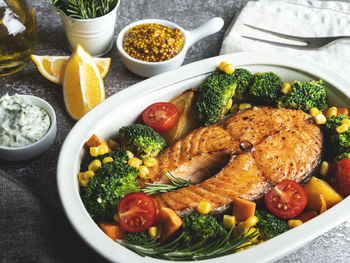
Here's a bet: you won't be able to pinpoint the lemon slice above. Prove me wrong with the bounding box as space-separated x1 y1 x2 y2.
31 54 111 85
63 44 105 120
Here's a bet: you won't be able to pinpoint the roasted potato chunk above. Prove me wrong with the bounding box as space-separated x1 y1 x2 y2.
161 89 200 144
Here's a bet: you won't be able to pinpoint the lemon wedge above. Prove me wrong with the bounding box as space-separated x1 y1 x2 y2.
31 54 110 85
63 44 105 120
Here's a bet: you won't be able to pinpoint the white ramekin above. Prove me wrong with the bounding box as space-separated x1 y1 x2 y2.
0 95 57 161
116 17 224 77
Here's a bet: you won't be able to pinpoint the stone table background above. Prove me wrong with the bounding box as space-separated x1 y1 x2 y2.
1 0 350 262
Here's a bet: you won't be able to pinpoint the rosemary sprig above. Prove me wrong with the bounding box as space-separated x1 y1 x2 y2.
142 171 194 195
51 0 118 19
117 227 260 261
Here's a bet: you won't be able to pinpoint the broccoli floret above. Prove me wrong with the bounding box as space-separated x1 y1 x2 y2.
117 124 166 159
249 72 283 105
255 210 290 240
81 156 140 222
195 70 237 126
325 114 350 157
337 152 350 160
125 231 153 245
276 80 328 112
80 148 128 172
231 68 254 103
182 213 227 241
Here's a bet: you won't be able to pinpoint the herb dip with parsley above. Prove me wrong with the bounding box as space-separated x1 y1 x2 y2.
0 94 50 147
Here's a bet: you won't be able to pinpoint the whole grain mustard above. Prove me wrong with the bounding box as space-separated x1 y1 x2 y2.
123 23 185 62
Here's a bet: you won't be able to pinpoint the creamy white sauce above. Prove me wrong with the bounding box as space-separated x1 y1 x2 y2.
0 94 50 147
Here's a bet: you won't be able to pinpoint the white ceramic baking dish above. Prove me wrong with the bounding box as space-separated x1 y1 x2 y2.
57 52 350 263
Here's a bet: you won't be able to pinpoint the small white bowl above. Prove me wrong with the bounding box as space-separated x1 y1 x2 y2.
0 95 57 161
116 17 224 77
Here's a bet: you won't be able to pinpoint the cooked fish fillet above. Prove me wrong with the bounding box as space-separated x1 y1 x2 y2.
144 107 323 215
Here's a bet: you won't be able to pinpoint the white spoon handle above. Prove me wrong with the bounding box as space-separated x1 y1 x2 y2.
185 17 224 47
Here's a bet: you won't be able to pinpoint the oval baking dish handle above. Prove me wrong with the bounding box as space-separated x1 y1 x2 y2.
185 17 224 47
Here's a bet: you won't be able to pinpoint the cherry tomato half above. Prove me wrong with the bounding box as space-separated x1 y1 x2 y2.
117 192 157 233
330 158 350 196
265 180 307 219
142 102 178 132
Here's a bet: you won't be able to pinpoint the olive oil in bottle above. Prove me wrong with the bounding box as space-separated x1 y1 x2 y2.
0 0 37 76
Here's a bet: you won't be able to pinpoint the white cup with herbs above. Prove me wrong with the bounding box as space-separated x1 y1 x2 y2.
50 0 120 56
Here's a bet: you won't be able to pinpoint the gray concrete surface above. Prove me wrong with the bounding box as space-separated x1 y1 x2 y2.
1 0 350 262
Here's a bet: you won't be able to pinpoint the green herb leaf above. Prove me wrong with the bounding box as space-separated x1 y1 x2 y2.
142 171 194 195
50 0 118 19
117 227 259 261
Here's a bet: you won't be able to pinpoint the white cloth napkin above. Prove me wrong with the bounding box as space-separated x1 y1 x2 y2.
220 0 350 78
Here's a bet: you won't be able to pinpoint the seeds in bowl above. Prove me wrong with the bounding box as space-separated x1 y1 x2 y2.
122 23 185 62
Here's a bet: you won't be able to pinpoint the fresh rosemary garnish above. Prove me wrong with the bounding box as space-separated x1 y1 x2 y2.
117 226 259 261
50 0 119 19
142 171 194 195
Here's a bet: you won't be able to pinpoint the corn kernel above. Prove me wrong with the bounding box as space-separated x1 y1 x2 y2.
78 172 84 180
197 200 211 214
336 123 349 133
225 99 233 110
281 83 292 94
144 157 157 167
78 172 85 186
88 159 102 172
320 161 329 176
128 157 142 168
148 226 158 239
341 119 350 126
244 216 258 228
126 150 134 159
103 157 113 164
97 144 109 155
288 219 303 228
218 61 228 71
239 103 252 111
223 215 236 229
78 171 93 187
138 165 150 179
224 64 235 74
81 179 89 187
253 106 258 111
314 113 327 125
107 139 119 150
83 170 95 180
97 197 103 204
309 107 321 117
113 213 120 223
89 147 98 157
326 107 337 119
231 103 239 113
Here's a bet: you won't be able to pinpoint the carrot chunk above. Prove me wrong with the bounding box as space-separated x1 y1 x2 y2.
159 207 183 243
337 108 349 116
233 197 256 222
99 222 125 240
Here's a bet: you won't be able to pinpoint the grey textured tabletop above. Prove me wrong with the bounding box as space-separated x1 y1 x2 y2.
1 0 350 262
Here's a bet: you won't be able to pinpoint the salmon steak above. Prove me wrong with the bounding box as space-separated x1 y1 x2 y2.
144 107 323 215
